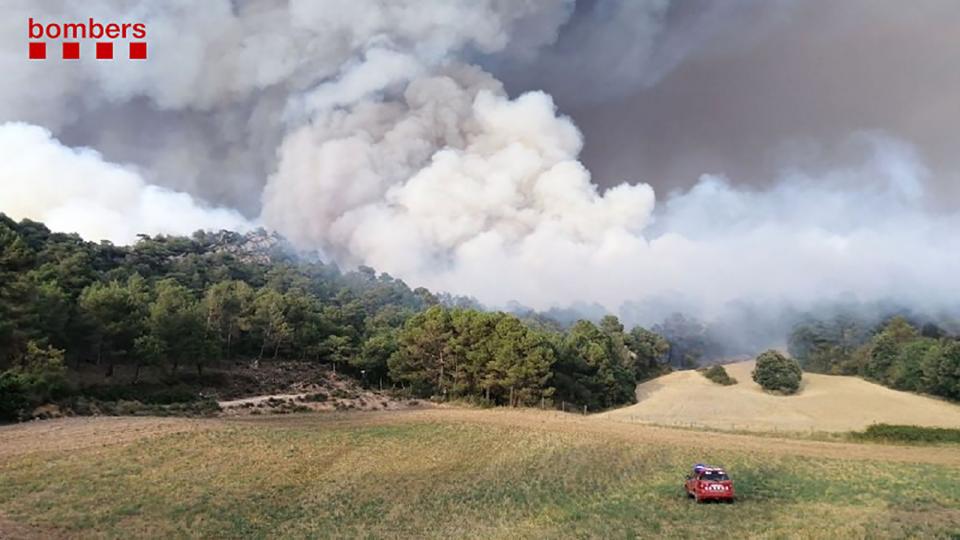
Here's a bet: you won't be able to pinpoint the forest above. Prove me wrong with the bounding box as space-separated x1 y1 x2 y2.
789 314 960 401
0 214 670 420
8 210 955 423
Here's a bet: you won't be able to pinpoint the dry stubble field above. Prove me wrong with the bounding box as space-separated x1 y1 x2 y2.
0 409 958 539
602 361 960 432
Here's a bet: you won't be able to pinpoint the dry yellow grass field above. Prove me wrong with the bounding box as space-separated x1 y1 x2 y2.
1 409 959 538
601 361 960 432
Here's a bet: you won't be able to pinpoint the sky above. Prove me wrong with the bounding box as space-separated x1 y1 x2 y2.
527 0 960 205
1 0 958 329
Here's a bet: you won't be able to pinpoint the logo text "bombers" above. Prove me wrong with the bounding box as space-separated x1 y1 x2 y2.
28 17 147 60
29 18 146 40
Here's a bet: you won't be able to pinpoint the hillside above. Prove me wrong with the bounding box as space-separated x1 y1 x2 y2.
600 361 960 432
1 410 959 538
0 214 666 421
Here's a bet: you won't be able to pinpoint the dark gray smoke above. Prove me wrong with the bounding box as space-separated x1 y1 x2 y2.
500 0 960 204
2 0 958 336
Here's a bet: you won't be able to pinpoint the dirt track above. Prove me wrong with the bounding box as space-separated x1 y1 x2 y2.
600 361 960 432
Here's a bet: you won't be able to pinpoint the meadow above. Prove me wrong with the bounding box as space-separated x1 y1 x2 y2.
1 409 958 539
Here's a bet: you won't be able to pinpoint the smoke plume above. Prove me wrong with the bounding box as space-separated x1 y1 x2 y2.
2 0 958 338
0 122 250 244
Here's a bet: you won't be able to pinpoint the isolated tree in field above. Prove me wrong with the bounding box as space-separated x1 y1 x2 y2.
702 364 737 385
752 350 802 394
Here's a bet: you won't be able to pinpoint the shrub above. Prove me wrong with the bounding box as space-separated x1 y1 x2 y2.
852 424 960 444
0 341 68 421
701 365 737 386
59 397 221 418
752 350 802 394
0 372 31 421
80 382 199 405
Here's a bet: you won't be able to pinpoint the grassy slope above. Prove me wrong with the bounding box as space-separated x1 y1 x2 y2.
1 410 959 539
603 361 960 432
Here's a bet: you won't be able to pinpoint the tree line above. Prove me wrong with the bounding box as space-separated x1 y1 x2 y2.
789 314 960 401
1 214 672 418
389 307 669 409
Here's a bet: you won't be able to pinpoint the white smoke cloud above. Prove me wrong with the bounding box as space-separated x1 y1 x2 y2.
260 25 960 320
1 0 957 335
634 136 960 317
0 122 250 244
271 84 960 317
0 0 573 212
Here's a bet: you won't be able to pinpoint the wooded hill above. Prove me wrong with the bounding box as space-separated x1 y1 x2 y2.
0 214 670 420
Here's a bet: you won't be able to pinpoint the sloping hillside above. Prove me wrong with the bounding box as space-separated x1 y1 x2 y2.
600 361 960 432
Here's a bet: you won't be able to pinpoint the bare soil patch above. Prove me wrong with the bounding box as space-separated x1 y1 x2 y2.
217 370 426 416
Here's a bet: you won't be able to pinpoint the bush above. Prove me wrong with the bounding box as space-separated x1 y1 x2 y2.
752 350 802 394
80 382 199 405
0 341 68 421
0 372 31 421
58 396 221 418
852 424 960 444
700 365 737 386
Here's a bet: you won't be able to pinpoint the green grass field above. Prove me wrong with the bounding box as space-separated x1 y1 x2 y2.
1 411 959 539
